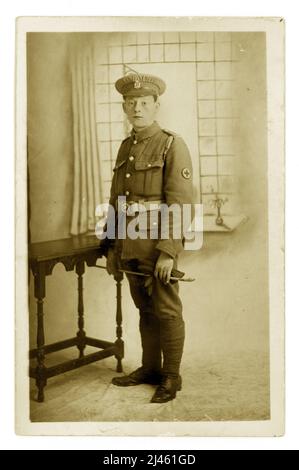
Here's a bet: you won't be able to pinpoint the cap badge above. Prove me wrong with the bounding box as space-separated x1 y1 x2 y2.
134 79 141 89
182 168 191 179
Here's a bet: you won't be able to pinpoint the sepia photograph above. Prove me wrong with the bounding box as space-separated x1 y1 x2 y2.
15 16 284 436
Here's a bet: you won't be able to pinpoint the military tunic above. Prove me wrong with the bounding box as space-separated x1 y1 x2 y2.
100 121 194 377
102 121 194 259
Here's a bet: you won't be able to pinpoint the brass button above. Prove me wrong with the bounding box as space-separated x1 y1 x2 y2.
129 155 134 161
147 163 152 167
125 173 131 178
133 140 137 144
125 191 130 196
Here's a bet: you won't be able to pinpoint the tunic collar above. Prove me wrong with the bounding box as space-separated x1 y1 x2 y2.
131 121 161 143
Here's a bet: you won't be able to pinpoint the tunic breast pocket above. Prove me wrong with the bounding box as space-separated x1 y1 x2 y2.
134 157 164 197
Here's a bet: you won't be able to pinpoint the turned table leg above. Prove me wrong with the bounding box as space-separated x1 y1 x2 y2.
114 272 124 372
34 264 47 402
76 260 86 358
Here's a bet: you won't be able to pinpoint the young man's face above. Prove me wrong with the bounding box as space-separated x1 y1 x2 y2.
123 95 160 131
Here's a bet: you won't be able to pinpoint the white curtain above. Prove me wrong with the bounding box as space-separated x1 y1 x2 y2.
70 35 102 235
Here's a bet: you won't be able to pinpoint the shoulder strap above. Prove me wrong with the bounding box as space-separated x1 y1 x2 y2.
163 134 174 161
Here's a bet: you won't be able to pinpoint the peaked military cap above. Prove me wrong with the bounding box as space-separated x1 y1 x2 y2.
115 72 166 97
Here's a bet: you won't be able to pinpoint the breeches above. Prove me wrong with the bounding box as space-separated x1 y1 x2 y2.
120 257 185 376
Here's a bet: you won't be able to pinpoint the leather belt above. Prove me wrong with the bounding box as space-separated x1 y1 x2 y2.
118 199 164 216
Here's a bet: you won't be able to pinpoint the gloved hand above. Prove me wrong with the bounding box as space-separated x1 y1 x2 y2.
106 248 119 276
144 276 153 296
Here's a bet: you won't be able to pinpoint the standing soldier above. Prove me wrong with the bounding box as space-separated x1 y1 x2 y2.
100 71 194 403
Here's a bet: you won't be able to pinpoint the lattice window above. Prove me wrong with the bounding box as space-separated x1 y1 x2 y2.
94 32 239 216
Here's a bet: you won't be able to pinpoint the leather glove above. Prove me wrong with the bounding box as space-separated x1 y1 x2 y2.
144 276 153 296
106 248 119 276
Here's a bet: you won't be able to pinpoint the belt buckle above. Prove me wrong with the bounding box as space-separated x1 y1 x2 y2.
127 202 138 216
121 202 129 213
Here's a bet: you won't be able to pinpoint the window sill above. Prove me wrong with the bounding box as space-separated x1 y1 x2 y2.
203 214 248 232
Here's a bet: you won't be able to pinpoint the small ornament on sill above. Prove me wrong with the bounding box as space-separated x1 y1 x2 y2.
209 191 228 226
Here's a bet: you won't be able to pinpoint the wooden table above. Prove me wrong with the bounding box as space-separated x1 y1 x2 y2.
29 235 124 402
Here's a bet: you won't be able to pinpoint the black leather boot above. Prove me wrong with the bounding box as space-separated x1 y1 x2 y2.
150 375 182 403
112 367 162 387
